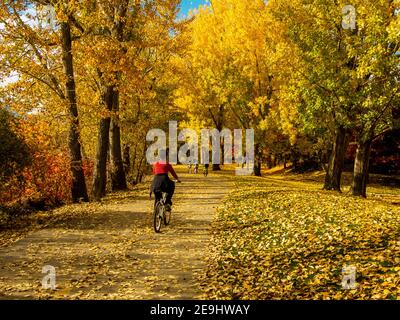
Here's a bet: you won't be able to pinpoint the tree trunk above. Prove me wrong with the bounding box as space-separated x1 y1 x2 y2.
254 144 262 177
131 144 137 175
108 2 128 191
267 153 273 169
254 161 262 176
110 90 127 191
92 87 113 201
60 21 88 203
324 126 349 191
92 1 129 199
351 138 372 197
291 149 300 171
135 156 144 185
209 105 224 171
123 144 131 175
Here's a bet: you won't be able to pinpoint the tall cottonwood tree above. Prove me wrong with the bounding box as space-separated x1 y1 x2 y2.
175 0 280 175
174 3 247 171
269 0 355 191
87 0 130 199
348 0 400 197
104 0 130 192
269 0 400 196
83 0 182 199
60 15 89 202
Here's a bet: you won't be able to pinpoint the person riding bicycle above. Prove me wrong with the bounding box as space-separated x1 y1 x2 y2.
187 159 193 173
204 163 209 176
150 148 181 212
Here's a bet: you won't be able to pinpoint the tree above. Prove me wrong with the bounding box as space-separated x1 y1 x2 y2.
104 0 129 192
83 0 183 199
174 5 232 171
0 0 89 202
60 9 89 202
175 0 277 174
87 0 129 199
269 0 400 196
348 0 400 197
269 0 353 190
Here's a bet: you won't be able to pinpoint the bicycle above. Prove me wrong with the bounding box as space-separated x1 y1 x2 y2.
153 180 179 233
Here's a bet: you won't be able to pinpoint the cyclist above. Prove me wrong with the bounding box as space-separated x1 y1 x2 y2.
150 148 181 212
204 163 209 176
187 159 193 173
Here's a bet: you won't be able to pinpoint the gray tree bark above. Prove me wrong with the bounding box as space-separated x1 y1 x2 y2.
324 126 349 191
92 87 113 201
351 137 372 197
60 20 89 203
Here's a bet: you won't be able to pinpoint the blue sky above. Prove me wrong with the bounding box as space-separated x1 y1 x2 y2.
179 0 210 16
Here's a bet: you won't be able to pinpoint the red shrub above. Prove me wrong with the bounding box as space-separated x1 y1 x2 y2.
22 151 73 205
1 151 73 206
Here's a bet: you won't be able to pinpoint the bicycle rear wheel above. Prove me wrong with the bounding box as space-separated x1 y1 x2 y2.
154 202 163 233
164 208 171 225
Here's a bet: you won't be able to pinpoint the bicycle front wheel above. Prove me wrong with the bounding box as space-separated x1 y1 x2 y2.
154 203 163 233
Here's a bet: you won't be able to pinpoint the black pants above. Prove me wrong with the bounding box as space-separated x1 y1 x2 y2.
151 174 175 206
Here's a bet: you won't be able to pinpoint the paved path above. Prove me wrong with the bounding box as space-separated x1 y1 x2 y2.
0 173 233 299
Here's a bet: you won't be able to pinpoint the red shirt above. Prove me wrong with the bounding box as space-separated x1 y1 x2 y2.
152 162 179 180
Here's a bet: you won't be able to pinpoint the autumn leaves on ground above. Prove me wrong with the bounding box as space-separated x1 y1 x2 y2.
0 169 233 299
204 171 400 300
1 167 399 300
